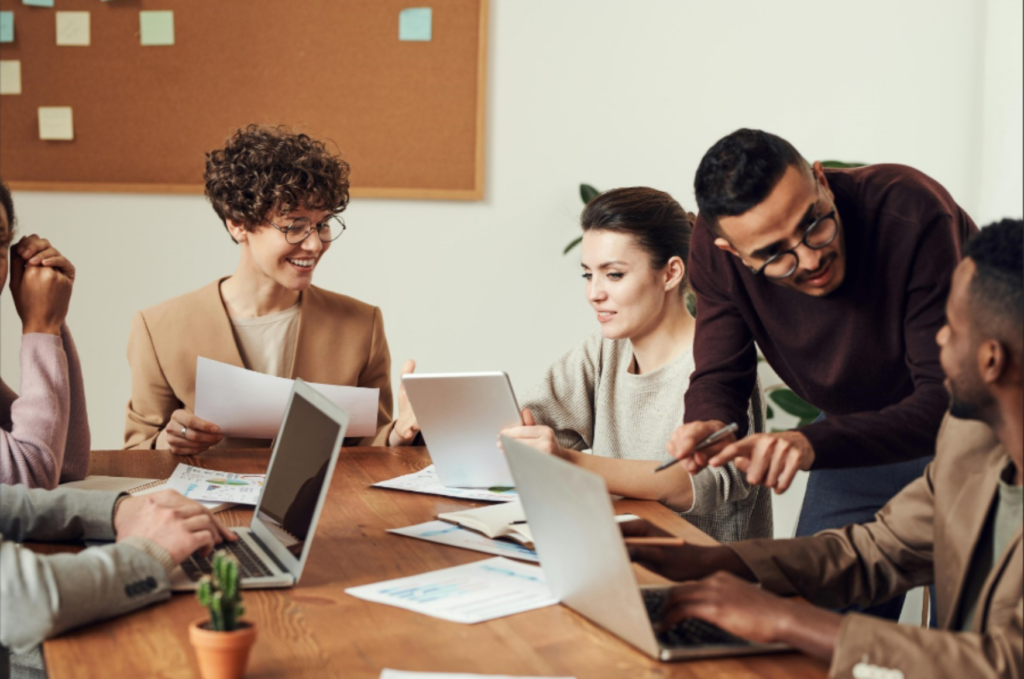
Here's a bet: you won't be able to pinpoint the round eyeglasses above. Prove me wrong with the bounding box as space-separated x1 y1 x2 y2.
267 214 346 245
752 209 839 280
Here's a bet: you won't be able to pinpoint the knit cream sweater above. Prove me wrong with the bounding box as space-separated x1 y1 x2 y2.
522 330 772 542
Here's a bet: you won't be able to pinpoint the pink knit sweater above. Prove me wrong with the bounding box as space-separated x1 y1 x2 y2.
1 325 90 488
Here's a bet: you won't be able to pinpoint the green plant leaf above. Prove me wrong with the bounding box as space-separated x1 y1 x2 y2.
768 389 821 421
563 235 583 255
766 405 774 420
820 160 867 169
580 183 600 205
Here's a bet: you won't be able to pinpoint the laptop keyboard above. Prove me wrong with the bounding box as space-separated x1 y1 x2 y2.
181 538 274 582
642 588 750 649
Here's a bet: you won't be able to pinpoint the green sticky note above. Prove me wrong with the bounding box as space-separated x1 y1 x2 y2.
399 7 432 42
0 13 13 43
140 10 174 46
23 0 55 7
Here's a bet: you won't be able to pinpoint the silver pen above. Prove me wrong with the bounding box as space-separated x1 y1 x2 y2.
652 422 739 473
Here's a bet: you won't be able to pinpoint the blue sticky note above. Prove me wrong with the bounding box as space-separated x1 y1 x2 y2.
23 0 55 7
0 13 13 43
139 10 174 46
399 7 432 42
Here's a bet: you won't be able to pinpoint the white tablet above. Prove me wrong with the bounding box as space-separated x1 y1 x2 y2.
402 372 522 488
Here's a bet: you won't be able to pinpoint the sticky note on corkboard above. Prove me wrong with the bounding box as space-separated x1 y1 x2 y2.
399 8 432 41
140 11 175 46
0 60 22 95
38 107 75 140
0 12 14 43
56 12 91 46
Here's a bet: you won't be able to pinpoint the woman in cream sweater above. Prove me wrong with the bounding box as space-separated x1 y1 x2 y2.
502 187 771 542
124 126 417 452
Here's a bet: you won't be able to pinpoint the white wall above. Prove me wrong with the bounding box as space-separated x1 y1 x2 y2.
2 0 1021 561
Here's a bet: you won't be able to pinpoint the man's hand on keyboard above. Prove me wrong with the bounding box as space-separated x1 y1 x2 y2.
114 490 237 563
658 572 843 663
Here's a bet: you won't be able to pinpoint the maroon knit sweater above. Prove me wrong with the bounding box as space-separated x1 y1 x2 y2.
684 164 977 469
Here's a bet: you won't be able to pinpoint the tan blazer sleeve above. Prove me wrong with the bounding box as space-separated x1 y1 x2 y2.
360 306 395 447
124 312 179 450
728 463 936 610
828 606 1022 679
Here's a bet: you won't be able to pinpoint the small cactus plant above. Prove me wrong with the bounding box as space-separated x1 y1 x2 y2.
196 553 246 632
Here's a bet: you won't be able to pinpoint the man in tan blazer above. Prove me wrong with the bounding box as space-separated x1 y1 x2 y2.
624 218 1022 678
124 126 420 452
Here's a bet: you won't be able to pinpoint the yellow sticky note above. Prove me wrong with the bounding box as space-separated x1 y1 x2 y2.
38 107 75 141
0 60 22 95
56 12 91 46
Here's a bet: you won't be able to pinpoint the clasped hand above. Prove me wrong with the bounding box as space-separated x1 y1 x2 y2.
9 235 76 336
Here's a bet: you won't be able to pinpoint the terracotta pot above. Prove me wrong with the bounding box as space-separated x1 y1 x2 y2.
188 618 257 679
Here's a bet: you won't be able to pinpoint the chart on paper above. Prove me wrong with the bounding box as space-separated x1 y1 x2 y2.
372 465 518 503
345 557 556 624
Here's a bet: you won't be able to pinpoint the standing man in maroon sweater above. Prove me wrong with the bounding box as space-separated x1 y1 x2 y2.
669 129 976 620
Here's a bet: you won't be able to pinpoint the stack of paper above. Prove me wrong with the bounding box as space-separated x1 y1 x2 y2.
373 465 518 503
345 557 556 624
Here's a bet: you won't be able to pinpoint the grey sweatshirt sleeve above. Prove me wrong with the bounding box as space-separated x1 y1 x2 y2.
520 333 603 452
0 485 172 654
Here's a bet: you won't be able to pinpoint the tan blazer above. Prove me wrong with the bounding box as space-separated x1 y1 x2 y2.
731 414 1022 679
124 280 394 449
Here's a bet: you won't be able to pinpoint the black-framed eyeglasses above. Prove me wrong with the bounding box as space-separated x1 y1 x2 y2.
267 214 346 245
750 209 839 280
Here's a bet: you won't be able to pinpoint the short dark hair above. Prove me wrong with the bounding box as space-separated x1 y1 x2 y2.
966 218 1024 354
580 186 695 287
204 125 351 240
693 129 809 231
0 178 15 235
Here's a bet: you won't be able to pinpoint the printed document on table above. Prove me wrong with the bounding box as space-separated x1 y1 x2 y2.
389 521 539 562
194 357 378 438
165 463 265 505
345 557 556 624
373 465 518 503
381 671 575 679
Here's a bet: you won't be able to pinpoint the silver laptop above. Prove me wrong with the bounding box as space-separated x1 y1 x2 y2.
402 372 522 488
501 435 790 661
171 379 348 591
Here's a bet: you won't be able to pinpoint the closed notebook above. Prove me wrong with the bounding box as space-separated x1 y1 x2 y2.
437 501 533 548
61 475 236 513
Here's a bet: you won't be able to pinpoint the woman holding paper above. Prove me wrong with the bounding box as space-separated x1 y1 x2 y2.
501 187 772 542
123 126 418 453
0 179 90 488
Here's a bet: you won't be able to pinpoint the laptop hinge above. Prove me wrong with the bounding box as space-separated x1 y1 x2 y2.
249 530 291 578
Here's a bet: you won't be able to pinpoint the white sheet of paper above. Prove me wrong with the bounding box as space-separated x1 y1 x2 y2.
389 521 539 562
38 107 74 140
194 357 378 438
55 11 90 46
382 672 574 679
346 557 556 624
164 463 265 505
0 60 22 95
372 465 518 503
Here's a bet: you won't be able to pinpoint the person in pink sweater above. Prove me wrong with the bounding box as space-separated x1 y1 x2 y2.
0 180 90 488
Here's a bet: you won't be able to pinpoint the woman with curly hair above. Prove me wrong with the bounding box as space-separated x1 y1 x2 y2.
124 126 416 452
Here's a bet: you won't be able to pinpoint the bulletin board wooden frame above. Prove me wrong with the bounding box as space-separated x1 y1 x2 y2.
0 0 488 201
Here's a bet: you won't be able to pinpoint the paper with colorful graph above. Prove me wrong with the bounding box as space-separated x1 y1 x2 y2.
165 463 266 505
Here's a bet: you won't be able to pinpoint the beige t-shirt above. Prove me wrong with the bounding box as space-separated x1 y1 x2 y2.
229 303 301 378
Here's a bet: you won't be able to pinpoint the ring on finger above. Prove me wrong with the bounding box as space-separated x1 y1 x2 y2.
180 425 188 439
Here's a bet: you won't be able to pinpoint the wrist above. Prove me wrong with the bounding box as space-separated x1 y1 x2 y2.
23 322 62 336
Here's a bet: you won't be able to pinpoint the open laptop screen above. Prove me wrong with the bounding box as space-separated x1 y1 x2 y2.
256 388 341 559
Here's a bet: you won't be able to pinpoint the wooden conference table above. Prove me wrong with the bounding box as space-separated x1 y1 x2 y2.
41 447 828 679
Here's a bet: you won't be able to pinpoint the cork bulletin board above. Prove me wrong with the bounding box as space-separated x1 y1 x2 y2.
0 0 488 200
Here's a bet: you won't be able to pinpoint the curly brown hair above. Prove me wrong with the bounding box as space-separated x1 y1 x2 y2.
204 125 350 239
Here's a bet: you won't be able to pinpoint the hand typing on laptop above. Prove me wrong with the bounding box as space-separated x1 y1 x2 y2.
621 517 841 662
114 490 237 562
